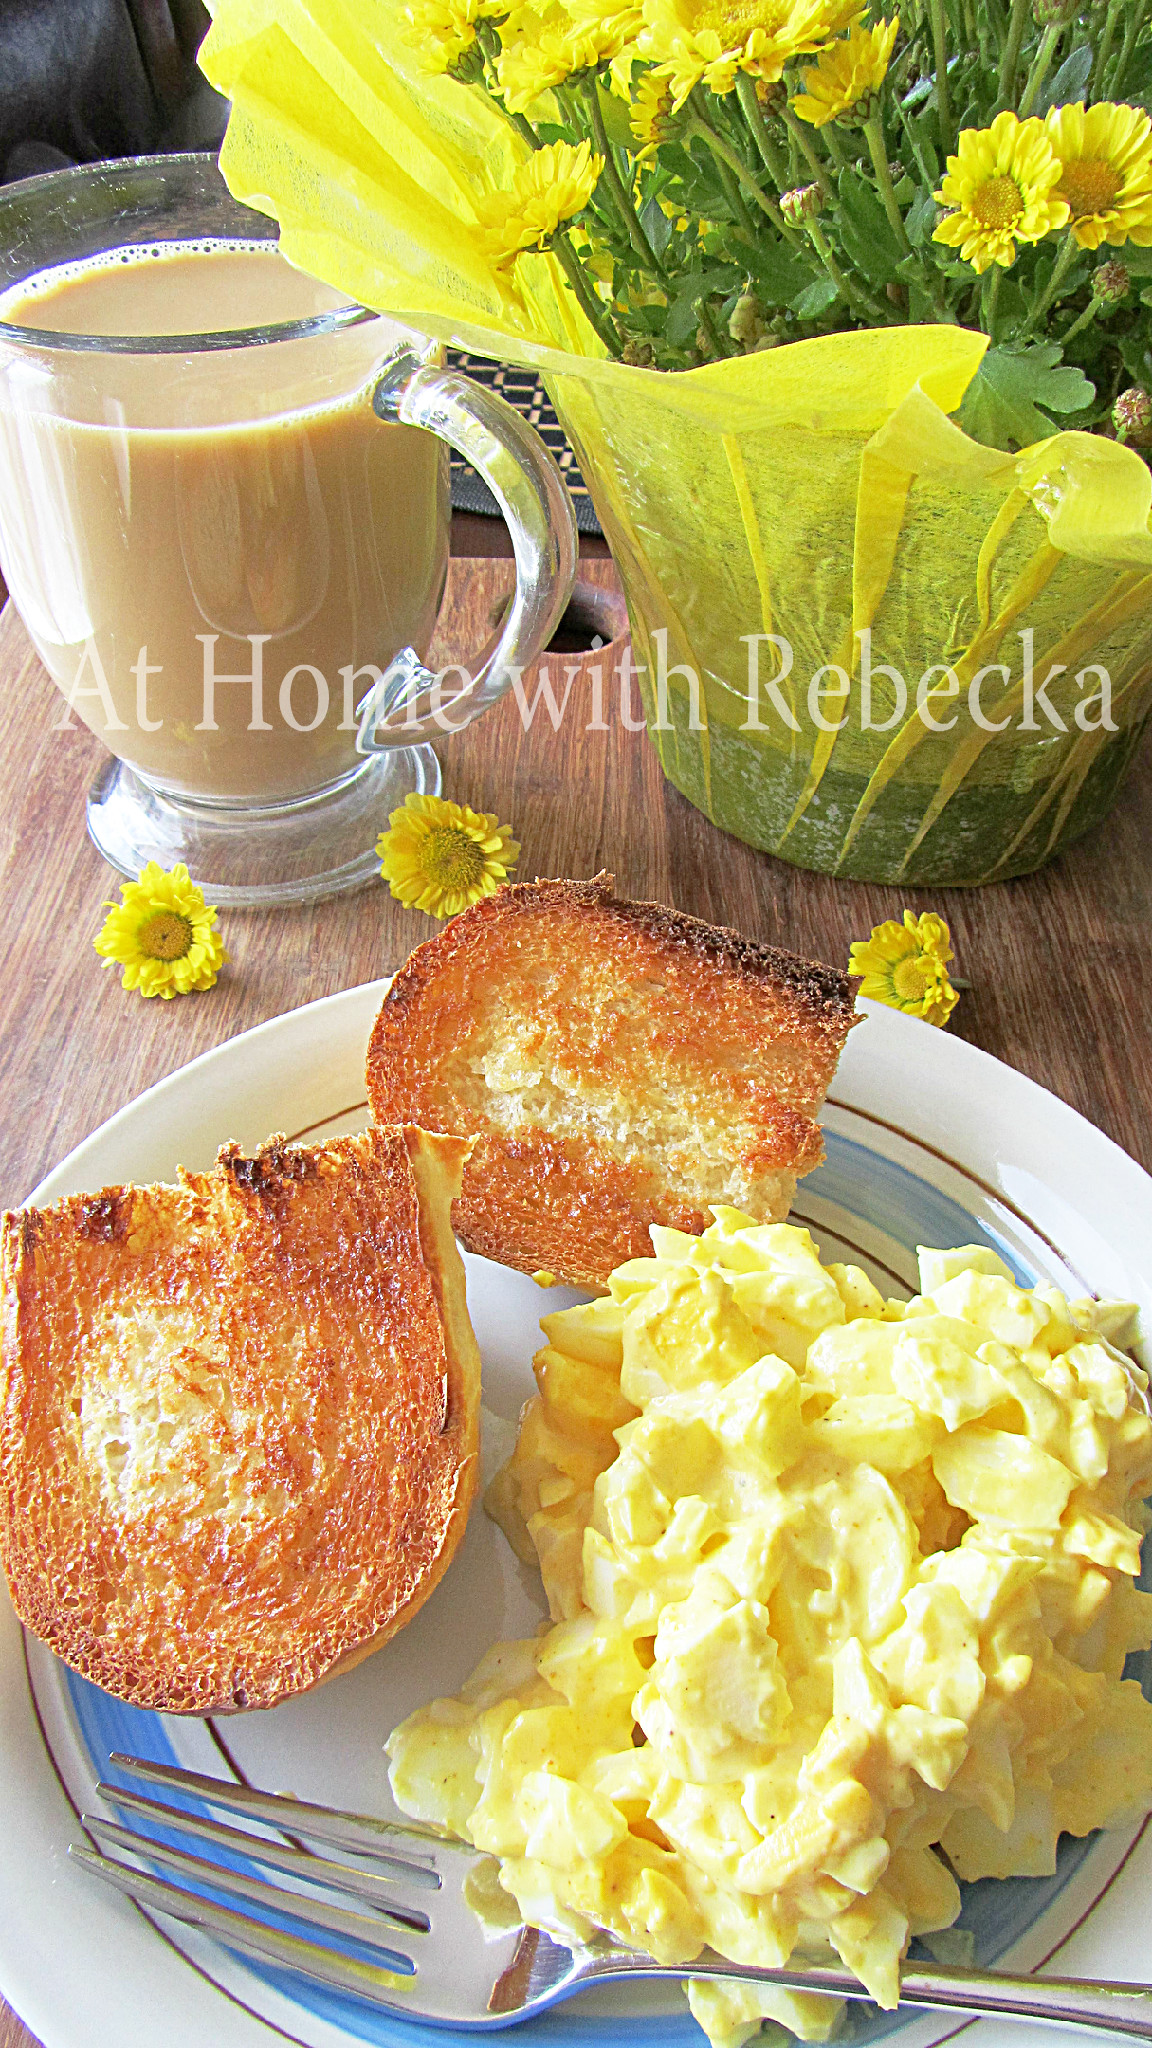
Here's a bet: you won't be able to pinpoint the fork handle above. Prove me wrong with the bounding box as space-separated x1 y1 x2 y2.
578 1948 1152 2040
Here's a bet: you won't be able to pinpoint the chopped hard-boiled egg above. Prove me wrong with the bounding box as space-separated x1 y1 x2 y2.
387 1215 1152 2048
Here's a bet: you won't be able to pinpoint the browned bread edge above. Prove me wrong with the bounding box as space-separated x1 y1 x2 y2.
0 1125 480 1712
367 877 857 1288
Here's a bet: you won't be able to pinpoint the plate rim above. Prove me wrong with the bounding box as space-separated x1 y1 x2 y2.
5 983 1152 2048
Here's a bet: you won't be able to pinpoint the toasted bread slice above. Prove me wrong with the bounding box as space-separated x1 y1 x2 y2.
0 1125 479 1712
366 877 857 1289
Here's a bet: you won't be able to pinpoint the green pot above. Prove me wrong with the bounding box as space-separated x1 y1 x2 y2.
547 330 1152 887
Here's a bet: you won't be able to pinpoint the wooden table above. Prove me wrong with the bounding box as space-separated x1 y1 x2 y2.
2 544 1152 2046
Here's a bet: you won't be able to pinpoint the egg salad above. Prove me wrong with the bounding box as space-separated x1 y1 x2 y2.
387 1212 1152 2047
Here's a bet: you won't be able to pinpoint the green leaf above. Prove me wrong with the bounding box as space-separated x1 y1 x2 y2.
746 238 808 306
1120 43 1152 98
1029 242 1090 309
836 166 901 285
1119 329 1152 381
640 196 673 260
595 81 637 153
665 266 742 344
905 111 939 184
904 187 939 249
791 276 840 318
1120 246 1152 277
957 343 1095 451
1034 43 1093 116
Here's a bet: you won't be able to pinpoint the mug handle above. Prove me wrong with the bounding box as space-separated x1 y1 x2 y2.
356 346 578 751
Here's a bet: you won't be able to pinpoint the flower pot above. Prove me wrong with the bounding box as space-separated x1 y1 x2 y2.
547 327 1152 886
197 11 1152 888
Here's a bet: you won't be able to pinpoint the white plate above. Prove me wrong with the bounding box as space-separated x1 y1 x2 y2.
4 984 1152 2048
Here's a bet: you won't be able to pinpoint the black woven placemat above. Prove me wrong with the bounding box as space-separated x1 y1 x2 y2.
446 348 603 535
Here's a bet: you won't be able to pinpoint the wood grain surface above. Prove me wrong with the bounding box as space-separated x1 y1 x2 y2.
1 544 1152 2046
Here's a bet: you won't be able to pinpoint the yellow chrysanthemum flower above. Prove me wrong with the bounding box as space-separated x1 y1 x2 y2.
932 109 1069 273
496 32 573 108
792 15 898 126
1045 100 1152 251
493 0 641 107
93 862 229 1000
817 0 865 29
475 139 604 265
376 792 520 917
848 911 959 1027
565 0 645 86
631 68 678 150
402 0 501 74
496 9 642 106
639 0 829 108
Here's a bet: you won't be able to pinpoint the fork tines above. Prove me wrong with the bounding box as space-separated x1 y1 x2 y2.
70 1752 446 2010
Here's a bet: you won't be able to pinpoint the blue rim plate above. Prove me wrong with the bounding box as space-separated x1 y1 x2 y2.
4 985 1152 2048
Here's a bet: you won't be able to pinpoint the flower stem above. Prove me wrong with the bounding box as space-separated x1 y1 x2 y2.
1025 227 1081 332
980 262 1002 339
553 231 624 355
1112 0 1151 99
1018 20 1062 118
713 150 758 235
1091 0 1124 100
996 0 1030 109
895 95 935 188
1059 297 1101 347
686 101 801 243
927 0 954 156
821 123 851 174
696 294 736 359
863 115 912 253
779 97 836 201
807 221 894 324
583 79 665 275
478 74 542 151
732 72 794 191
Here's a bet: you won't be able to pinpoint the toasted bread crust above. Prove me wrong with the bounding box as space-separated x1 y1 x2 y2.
0 1125 479 1712
367 877 856 1288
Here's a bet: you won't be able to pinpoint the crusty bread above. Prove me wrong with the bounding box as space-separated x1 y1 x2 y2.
366 876 857 1289
0 1125 479 1712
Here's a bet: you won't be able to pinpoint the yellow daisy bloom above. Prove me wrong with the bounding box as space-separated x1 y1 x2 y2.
932 109 1069 273
1045 100 1152 251
402 0 499 74
496 6 641 106
792 15 899 127
816 0 865 29
94 862 229 1000
495 32 574 109
476 140 603 265
564 0 645 78
639 0 829 108
376 792 520 917
848 911 959 1028
631 69 678 150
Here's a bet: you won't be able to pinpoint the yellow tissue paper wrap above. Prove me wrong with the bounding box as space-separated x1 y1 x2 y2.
202 0 1152 884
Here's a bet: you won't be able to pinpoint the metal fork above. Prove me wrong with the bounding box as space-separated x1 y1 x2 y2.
71 1753 1152 2039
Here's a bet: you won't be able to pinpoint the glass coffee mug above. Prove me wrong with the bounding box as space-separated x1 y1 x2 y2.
0 155 577 903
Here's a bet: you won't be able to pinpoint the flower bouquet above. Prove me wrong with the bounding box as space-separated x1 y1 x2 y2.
202 0 1152 883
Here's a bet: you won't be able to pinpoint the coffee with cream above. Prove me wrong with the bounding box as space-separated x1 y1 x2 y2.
0 243 448 801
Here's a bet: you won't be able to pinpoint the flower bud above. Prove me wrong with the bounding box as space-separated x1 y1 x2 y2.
781 183 822 227
1114 386 1152 447
729 291 767 347
1093 259 1130 307
1032 0 1072 21
621 338 656 367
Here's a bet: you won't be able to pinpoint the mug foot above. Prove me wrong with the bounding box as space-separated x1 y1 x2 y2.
86 748 442 907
